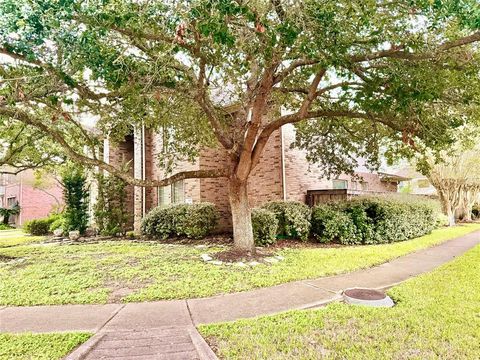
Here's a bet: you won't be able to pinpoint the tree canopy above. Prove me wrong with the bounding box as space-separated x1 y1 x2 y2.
1 0 480 248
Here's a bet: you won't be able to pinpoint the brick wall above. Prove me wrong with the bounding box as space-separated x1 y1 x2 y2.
199 130 284 232
108 135 135 229
147 131 201 210
0 170 63 226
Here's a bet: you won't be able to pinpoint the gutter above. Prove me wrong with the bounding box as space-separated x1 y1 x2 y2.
280 126 287 201
18 173 23 226
141 124 146 217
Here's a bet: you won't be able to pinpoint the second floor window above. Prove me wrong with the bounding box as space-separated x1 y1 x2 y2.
332 179 347 190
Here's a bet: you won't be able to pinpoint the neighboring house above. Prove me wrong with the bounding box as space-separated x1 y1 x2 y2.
395 167 437 196
0 169 63 226
106 124 402 232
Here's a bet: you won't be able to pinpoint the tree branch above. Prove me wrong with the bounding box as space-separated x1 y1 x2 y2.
350 31 480 63
0 108 229 187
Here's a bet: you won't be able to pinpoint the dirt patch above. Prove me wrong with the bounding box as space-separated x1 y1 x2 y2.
105 279 153 303
137 234 233 246
0 254 16 262
108 287 137 303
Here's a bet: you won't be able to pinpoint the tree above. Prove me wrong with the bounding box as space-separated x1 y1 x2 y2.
1 0 480 250
0 202 20 225
94 172 130 236
424 147 480 226
61 166 89 234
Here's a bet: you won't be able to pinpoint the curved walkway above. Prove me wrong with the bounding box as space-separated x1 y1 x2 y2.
1 230 479 358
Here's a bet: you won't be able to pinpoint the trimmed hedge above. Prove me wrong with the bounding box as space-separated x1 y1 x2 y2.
311 205 357 245
251 208 278 246
142 202 219 239
262 201 312 241
24 214 62 236
312 197 439 245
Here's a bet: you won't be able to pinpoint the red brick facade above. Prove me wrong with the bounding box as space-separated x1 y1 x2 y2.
0 170 63 226
109 125 398 232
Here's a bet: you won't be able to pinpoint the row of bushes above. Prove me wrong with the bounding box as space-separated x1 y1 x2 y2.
142 197 440 246
252 197 440 246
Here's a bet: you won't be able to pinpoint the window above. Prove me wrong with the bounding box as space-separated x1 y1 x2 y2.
158 186 171 206
157 180 185 206
7 197 16 207
360 181 369 191
332 180 347 190
417 179 430 189
172 180 185 204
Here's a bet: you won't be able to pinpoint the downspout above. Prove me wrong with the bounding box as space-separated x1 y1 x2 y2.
18 173 23 226
142 124 146 217
280 126 287 201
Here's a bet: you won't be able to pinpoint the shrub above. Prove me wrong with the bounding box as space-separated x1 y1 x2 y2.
49 217 66 233
251 208 278 246
62 166 89 234
311 196 439 245
472 204 480 220
24 214 62 236
0 203 20 225
262 201 311 241
94 174 130 236
311 205 357 244
179 202 219 238
141 202 218 239
141 206 175 239
0 224 13 230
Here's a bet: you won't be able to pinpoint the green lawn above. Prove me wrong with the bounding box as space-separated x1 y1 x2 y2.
200 244 480 360
0 224 479 306
0 230 43 248
0 333 91 360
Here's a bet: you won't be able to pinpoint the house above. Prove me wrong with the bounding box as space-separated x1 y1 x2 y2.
106 124 401 233
0 169 63 226
395 167 437 196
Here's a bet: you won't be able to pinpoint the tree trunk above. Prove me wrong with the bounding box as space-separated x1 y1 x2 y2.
228 178 255 251
463 206 473 221
446 205 456 227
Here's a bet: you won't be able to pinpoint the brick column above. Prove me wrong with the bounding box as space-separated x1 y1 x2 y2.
133 126 144 234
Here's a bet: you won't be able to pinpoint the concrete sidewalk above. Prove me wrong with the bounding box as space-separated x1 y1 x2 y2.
1 230 479 334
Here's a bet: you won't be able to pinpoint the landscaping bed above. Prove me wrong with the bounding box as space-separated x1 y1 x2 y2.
1 224 479 306
199 243 480 360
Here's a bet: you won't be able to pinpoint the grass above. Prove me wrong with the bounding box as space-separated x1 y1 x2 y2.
199 244 480 360
0 224 479 306
0 229 43 248
0 332 91 360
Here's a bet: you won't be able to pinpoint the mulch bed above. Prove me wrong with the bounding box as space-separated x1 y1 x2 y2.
212 247 275 262
148 234 233 246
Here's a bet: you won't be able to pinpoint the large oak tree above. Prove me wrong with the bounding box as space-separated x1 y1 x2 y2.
1 0 480 250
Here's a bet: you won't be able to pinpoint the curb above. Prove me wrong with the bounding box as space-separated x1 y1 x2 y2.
63 333 105 360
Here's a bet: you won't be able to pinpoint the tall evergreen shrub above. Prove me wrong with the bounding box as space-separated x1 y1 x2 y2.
62 167 89 234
